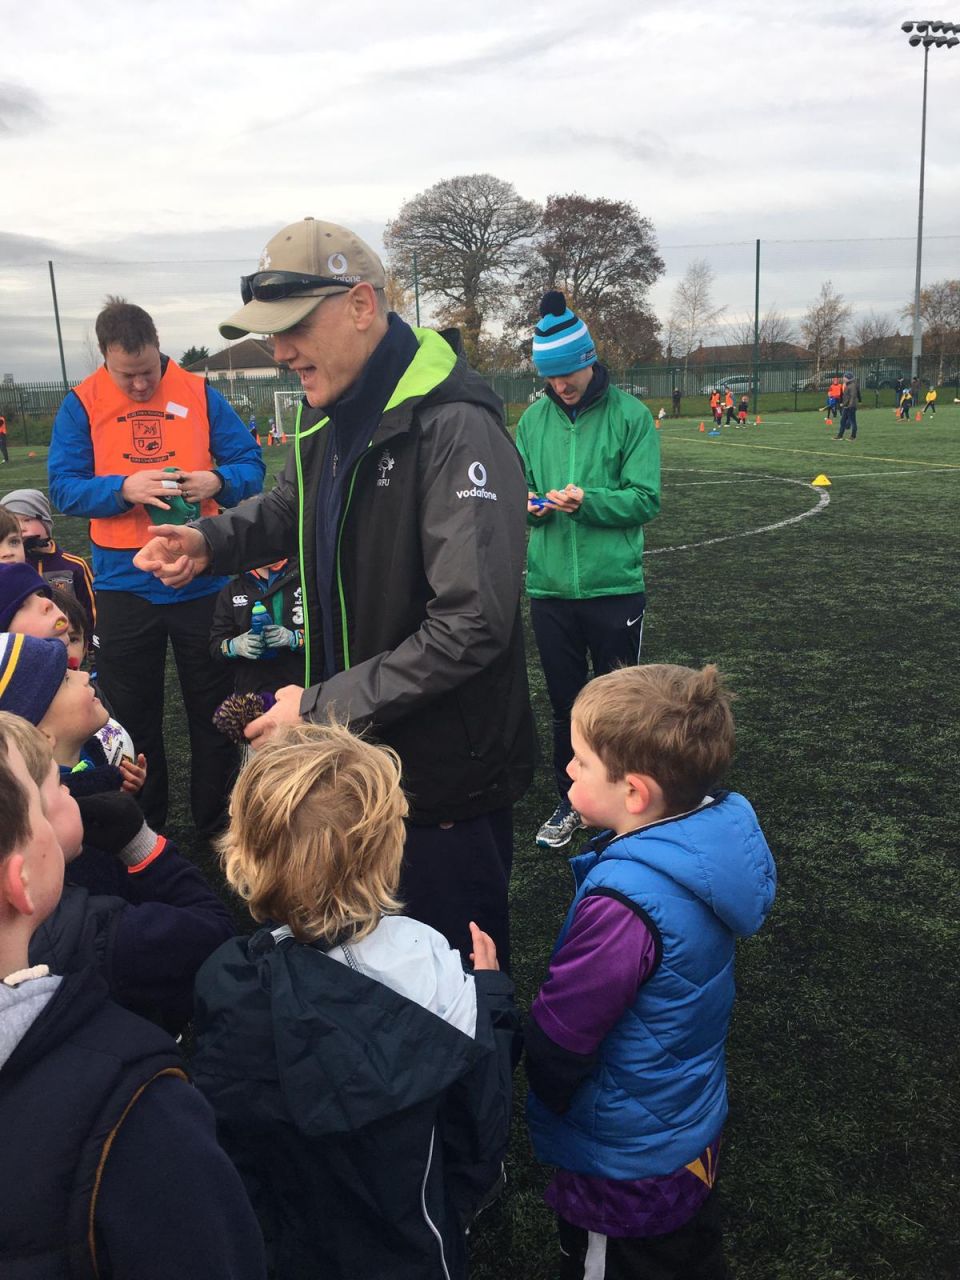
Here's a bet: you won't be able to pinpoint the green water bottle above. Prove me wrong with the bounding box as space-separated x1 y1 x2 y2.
147 468 200 525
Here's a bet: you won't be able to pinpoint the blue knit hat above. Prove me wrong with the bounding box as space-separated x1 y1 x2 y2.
0 632 68 724
531 290 597 377
0 563 52 632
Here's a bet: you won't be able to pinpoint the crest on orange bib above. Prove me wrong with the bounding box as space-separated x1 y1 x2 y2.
119 409 177 463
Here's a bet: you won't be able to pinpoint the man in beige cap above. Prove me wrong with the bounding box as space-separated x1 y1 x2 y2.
136 217 535 968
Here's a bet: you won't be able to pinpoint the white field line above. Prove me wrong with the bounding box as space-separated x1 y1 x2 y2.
666 467 959 484
645 475 830 556
668 436 960 468
811 467 959 480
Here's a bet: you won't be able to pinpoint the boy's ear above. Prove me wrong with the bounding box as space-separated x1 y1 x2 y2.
0 854 35 918
624 772 664 817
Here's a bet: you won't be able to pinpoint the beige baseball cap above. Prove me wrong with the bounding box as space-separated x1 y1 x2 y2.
219 217 387 340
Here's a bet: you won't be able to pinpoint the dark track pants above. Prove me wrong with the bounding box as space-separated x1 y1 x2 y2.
399 807 513 972
837 406 858 438
94 590 239 837
531 593 646 799
557 1194 729 1280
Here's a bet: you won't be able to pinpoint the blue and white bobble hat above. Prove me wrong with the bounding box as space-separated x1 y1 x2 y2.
532 290 597 378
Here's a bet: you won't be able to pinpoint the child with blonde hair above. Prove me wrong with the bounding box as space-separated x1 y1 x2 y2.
525 664 776 1280
0 711 265 1280
193 721 519 1280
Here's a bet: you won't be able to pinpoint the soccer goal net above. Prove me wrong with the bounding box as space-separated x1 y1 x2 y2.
273 390 303 439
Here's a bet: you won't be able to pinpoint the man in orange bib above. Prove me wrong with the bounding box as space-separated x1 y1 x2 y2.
48 300 265 837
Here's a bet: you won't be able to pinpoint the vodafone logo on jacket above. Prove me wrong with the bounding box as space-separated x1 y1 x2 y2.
457 460 497 502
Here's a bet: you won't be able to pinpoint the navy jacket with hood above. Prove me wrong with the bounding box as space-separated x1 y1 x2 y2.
192 924 519 1280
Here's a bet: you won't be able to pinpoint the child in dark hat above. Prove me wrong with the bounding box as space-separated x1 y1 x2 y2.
0 562 68 639
0 636 236 1033
1 489 95 644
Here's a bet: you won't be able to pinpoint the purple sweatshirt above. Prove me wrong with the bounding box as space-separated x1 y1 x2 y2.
528 894 720 1237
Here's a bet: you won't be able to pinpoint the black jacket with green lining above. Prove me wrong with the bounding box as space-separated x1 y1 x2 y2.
194 327 535 824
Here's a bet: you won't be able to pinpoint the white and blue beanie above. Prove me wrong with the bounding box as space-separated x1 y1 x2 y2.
532 291 597 377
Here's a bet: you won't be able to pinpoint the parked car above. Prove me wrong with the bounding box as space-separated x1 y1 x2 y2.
864 368 908 390
791 371 845 393
615 382 650 398
699 375 754 395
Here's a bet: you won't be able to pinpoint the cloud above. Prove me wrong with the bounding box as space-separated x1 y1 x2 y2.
0 82 47 134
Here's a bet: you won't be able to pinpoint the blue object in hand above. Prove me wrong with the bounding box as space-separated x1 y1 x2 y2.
250 603 278 660
528 496 552 511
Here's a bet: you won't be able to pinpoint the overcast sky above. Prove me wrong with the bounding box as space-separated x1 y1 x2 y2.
2 0 958 379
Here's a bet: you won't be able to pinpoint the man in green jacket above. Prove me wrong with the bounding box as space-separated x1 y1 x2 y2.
517 292 661 849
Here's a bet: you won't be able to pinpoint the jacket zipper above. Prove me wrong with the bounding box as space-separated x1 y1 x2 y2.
334 443 375 672
567 417 580 596
420 1126 452 1280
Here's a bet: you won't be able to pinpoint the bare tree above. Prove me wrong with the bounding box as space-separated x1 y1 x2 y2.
81 330 102 376
851 312 896 361
903 279 960 382
384 174 540 359
799 282 852 379
726 308 795 357
512 193 664 367
383 267 415 324
667 260 726 381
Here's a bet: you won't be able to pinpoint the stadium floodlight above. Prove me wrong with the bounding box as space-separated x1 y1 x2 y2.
902 19 960 378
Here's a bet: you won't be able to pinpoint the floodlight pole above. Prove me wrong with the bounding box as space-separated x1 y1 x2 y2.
48 260 69 395
902 20 960 380
752 239 760 413
910 42 929 381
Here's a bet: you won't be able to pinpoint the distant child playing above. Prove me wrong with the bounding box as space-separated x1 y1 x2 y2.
193 721 519 1280
525 664 776 1280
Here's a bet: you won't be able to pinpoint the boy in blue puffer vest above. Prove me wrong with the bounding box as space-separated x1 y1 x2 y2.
525 663 776 1280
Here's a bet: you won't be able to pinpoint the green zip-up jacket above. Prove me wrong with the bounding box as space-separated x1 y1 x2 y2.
194 327 535 825
517 384 661 599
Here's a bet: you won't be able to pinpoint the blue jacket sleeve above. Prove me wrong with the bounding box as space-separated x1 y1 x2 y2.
48 392 129 518
48 387 264 518
95 1074 267 1279
206 387 266 507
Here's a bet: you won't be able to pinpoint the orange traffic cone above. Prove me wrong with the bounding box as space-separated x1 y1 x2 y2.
281 433 287 444
755 415 762 425
699 422 705 432
915 411 922 421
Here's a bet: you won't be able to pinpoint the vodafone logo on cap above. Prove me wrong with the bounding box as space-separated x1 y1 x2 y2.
328 253 349 275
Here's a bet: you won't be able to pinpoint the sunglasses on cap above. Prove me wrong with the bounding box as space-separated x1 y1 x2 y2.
240 271 352 304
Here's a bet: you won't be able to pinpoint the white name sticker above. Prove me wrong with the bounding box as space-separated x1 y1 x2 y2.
166 401 188 418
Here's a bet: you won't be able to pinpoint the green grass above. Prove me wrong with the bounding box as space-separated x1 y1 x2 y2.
9 403 960 1278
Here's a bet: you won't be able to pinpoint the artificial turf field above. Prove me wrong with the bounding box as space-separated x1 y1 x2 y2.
8 402 959 1278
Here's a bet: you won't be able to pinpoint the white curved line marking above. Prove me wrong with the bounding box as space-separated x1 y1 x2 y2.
646 473 830 556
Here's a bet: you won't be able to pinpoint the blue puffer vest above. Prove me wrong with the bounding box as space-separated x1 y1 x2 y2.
527 792 776 1180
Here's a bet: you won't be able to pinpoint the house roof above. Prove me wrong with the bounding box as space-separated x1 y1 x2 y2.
184 338 279 373
687 341 813 364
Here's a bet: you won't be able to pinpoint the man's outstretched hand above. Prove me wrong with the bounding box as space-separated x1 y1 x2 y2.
134 525 211 588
